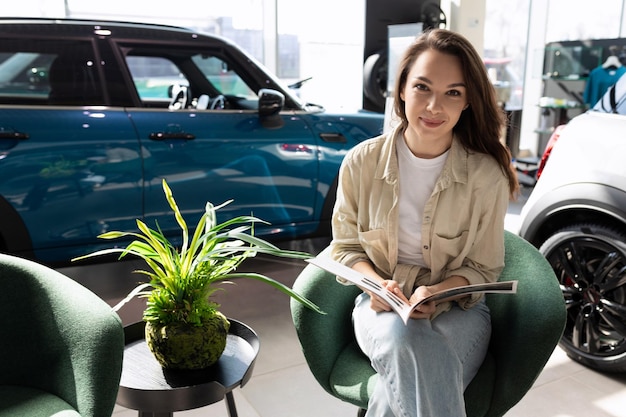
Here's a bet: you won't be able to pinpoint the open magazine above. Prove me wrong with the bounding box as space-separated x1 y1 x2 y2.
306 256 518 324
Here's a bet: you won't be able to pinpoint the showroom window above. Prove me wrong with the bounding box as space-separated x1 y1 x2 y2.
545 0 624 42
6 0 626 113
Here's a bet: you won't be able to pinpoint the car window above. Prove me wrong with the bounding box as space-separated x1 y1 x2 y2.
191 55 255 99
124 48 258 110
0 40 103 106
127 56 189 102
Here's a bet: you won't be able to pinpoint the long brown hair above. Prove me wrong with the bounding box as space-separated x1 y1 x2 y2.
393 29 519 198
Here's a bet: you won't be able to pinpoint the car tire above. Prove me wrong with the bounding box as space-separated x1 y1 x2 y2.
363 50 387 112
315 177 338 237
539 223 626 373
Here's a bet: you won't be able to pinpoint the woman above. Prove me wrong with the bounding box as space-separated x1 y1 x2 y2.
330 29 519 416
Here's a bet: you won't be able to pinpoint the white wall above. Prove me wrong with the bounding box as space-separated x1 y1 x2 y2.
441 0 487 54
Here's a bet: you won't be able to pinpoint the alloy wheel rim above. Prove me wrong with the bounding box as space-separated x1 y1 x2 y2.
545 235 626 359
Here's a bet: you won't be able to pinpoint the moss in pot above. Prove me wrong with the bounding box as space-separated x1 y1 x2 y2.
73 179 323 370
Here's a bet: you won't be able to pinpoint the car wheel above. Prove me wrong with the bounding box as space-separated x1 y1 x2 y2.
539 223 626 372
363 50 387 112
315 177 338 237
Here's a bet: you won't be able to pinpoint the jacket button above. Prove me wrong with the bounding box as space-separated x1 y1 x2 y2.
423 245 429 250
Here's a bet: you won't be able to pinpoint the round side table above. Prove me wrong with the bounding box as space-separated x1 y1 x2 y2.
117 319 260 417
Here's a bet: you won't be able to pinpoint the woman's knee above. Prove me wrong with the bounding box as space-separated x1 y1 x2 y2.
372 317 438 356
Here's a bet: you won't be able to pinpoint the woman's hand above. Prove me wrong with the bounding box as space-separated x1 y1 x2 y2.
407 286 437 320
350 261 405 312
407 275 471 320
365 280 408 312
366 282 434 320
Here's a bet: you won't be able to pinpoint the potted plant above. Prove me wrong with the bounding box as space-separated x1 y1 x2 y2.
73 179 323 370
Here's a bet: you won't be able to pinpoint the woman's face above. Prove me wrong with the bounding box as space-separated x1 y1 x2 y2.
400 49 468 150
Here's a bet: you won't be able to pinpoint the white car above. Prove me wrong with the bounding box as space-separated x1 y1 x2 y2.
518 78 626 373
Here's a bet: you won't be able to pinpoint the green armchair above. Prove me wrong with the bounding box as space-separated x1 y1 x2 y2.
0 254 124 417
291 231 566 417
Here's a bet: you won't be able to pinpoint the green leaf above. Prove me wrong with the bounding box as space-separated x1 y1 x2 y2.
72 178 324 323
162 179 189 247
218 272 325 314
111 283 153 312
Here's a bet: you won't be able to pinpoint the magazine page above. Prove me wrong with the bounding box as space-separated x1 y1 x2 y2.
306 256 518 324
305 256 415 320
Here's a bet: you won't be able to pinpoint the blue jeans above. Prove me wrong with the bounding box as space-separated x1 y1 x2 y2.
352 293 491 417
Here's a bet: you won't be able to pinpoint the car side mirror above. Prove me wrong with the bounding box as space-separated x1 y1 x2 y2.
258 88 284 129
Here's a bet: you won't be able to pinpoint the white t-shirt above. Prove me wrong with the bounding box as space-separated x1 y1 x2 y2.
396 136 449 266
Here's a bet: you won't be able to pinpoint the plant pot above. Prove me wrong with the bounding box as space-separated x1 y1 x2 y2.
145 312 231 370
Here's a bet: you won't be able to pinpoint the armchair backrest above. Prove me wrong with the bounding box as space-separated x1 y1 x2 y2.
291 246 363 392
0 254 124 417
479 231 566 416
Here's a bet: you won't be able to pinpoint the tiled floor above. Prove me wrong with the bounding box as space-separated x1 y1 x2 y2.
58 188 626 417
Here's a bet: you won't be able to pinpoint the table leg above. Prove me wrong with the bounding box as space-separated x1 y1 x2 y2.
225 391 238 417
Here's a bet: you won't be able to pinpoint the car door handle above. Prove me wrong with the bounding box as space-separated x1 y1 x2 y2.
0 131 29 140
319 132 346 143
149 132 196 140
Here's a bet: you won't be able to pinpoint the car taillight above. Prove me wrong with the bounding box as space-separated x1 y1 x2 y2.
536 125 565 180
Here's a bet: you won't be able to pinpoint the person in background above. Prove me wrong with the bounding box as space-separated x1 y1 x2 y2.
330 29 519 416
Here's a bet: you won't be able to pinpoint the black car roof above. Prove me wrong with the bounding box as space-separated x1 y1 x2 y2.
0 17 227 44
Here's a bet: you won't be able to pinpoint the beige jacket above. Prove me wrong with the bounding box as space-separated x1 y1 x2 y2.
330 126 510 316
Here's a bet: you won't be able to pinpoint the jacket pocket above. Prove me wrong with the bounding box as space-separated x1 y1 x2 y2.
431 230 469 261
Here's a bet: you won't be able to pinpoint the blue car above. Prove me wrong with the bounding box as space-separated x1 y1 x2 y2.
0 18 383 266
